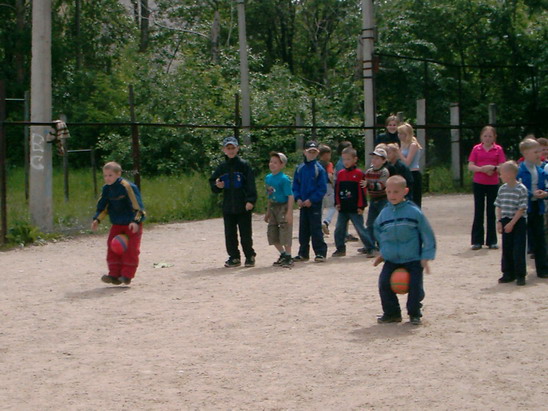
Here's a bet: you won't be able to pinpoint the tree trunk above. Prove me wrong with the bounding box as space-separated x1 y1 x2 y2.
211 10 220 64
15 0 26 86
139 0 149 52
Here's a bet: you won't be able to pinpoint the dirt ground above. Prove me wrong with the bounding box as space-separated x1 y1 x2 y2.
1 194 547 410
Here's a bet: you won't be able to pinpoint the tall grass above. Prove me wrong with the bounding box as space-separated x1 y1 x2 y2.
3 164 472 245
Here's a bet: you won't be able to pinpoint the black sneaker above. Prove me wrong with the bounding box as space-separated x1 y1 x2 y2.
516 277 526 286
119 276 132 285
471 244 482 250
244 256 256 267
314 255 326 263
488 244 499 250
224 258 241 268
293 255 309 262
410 316 422 325
332 250 346 257
537 273 548 278
377 314 402 324
498 276 515 283
281 255 294 268
101 275 121 285
273 254 285 266
345 234 359 242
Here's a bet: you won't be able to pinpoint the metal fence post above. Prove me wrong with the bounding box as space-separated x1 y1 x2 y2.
128 85 141 189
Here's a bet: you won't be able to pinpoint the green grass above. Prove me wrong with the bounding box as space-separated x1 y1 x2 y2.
2 164 472 247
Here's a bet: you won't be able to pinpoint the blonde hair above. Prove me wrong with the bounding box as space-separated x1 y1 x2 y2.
375 143 388 151
103 161 122 173
499 160 519 175
480 125 497 139
386 175 407 188
537 137 547 147
385 115 400 126
397 122 422 149
519 138 539 153
385 143 400 153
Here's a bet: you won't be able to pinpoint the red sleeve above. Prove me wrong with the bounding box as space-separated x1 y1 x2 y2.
334 171 341 205
327 162 334 174
468 145 478 163
358 170 367 208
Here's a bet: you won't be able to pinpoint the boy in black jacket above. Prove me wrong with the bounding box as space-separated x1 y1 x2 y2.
209 137 258 268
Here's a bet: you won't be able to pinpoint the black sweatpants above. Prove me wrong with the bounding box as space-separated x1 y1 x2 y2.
223 211 255 260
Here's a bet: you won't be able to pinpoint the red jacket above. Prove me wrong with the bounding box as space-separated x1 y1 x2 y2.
335 166 368 212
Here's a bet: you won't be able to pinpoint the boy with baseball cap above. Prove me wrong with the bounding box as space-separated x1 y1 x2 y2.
292 141 328 262
209 136 257 268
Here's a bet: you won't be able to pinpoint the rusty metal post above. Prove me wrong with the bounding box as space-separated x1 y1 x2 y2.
128 85 141 189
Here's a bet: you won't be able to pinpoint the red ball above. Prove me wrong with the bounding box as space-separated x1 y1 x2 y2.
110 234 129 255
390 268 410 294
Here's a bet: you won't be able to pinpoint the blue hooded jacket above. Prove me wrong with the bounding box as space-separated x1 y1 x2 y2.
292 159 327 204
517 161 547 214
374 200 436 264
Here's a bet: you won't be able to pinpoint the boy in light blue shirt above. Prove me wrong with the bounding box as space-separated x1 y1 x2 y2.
265 152 294 267
373 175 436 325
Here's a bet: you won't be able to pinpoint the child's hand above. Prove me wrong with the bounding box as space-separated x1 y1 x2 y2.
215 178 224 189
421 260 431 274
533 189 547 199
129 222 139 233
335 204 340 211
357 208 364 215
264 213 270 223
360 180 367 188
302 199 312 208
91 220 99 231
286 212 293 225
297 199 303 208
245 202 254 211
373 255 384 267
504 222 514 233
497 221 503 234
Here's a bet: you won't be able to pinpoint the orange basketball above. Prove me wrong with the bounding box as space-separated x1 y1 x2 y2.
390 268 410 294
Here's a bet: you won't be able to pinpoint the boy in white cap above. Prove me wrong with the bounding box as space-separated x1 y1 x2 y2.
265 152 294 267
292 141 328 262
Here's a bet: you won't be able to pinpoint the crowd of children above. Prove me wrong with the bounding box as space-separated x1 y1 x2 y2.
91 119 547 325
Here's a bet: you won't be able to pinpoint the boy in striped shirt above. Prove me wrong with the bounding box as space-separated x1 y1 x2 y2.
494 161 528 285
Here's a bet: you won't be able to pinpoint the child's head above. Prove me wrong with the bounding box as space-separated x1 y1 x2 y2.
498 160 519 185
304 141 320 161
537 137 548 158
103 162 122 185
318 144 332 162
385 115 400 135
341 147 358 168
385 143 400 163
386 175 409 205
337 140 353 156
519 138 540 163
269 151 288 174
222 136 240 158
369 148 387 169
479 126 497 146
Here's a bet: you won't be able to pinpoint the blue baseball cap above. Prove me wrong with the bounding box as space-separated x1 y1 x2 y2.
222 136 239 147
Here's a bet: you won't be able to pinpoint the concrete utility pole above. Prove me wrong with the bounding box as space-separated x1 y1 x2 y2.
236 0 251 145
361 0 375 157
30 0 53 231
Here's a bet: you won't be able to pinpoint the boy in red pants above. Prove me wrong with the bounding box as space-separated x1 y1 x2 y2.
91 162 146 285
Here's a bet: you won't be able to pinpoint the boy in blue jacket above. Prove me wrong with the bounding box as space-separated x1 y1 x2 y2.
92 162 146 285
517 138 548 278
293 141 328 262
373 175 436 325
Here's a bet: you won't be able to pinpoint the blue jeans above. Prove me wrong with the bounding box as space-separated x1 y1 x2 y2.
379 260 425 317
366 198 388 249
334 211 374 251
298 203 327 258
